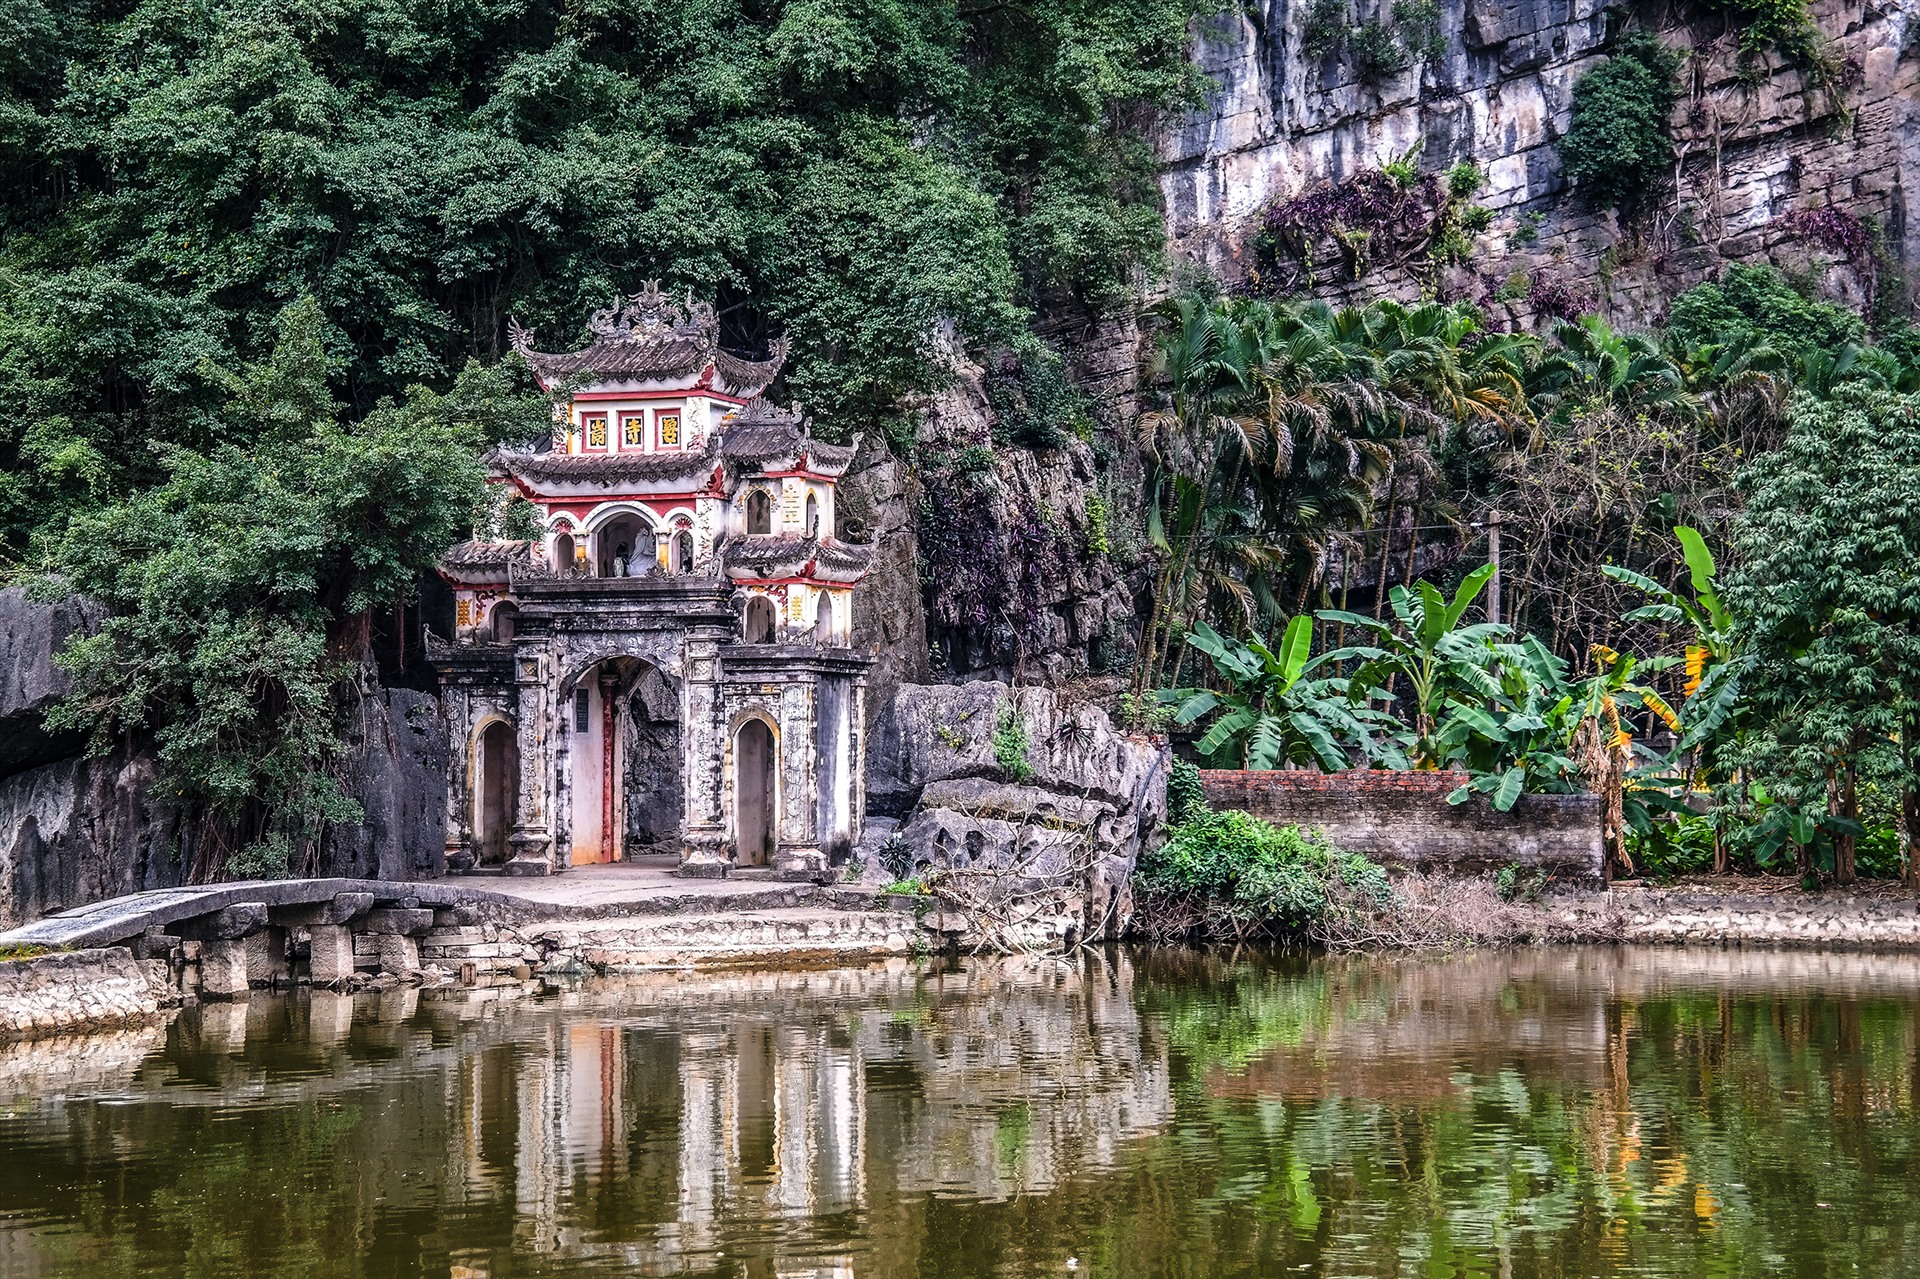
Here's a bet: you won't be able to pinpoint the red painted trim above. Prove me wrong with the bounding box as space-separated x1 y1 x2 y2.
569 386 745 405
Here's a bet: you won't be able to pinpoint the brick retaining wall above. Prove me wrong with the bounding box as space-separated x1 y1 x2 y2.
1199 769 1604 881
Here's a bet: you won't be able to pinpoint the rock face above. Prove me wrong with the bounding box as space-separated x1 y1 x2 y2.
0 586 100 779
316 688 451 882
1158 0 1920 325
888 356 1146 687
0 748 190 930
864 681 1169 936
0 590 451 929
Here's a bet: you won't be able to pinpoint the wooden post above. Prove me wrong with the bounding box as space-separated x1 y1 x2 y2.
1486 510 1502 626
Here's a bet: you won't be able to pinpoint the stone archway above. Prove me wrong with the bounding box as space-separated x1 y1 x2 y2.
565 656 679 866
735 719 777 868
744 596 776 644
475 720 518 866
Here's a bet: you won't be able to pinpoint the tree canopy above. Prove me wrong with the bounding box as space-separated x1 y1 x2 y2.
0 0 1204 554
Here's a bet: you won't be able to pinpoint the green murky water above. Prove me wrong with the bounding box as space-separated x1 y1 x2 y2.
1 946 1918 1278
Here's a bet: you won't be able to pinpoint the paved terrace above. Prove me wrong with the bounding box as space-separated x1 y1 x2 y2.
0 857 876 951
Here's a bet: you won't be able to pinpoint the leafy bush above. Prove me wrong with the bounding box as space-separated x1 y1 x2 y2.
1558 34 1682 213
1167 758 1207 824
992 702 1035 782
1665 263 1866 361
1301 0 1350 59
1350 19 1411 80
1136 810 1392 935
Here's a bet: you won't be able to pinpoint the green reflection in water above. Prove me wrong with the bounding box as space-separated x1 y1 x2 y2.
0 947 1915 1278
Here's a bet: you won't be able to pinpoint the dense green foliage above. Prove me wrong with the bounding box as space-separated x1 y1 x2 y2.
1136 808 1391 937
1666 264 1867 362
1144 266 1920 881
1557 34 1683 213
0 0 1205 555
1721 382 1920 881
40 299 514 874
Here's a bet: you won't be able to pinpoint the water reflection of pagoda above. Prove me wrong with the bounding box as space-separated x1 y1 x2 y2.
441 961 1172 1273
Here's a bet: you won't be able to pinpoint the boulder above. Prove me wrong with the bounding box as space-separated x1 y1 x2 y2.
865 680 1168 937
0 586 101 779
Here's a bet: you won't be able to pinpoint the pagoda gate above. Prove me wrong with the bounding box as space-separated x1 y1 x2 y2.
430 285 873 879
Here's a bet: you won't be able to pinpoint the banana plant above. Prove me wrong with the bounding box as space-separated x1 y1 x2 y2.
1602 525 1748 763
1318 564 1510 766
1438 636 1683 813
1160 617 1410 771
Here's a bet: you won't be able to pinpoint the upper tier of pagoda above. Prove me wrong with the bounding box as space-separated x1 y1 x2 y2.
507 281 789 397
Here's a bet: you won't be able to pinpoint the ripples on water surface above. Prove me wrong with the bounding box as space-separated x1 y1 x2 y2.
0 946 1917 1277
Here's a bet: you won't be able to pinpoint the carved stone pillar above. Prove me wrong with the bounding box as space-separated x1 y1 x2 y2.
773 678 825 881
678 627 731 877
506 645 556 877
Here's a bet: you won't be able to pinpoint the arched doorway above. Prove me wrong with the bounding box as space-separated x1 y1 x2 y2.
744 595 776 643
553 530 576 575
813 596 834 645
735 719 777 867
674 529 695 574
566 656 679 866
475 721 518 866
804 493 819 539
597 513 652 577
745 489 772 534
491 602 519 642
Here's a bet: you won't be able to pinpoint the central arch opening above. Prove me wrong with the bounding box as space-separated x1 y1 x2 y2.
744 595 776 644
597 513 653 577
565 656 680 866
735 719 777 868
475 720 518 866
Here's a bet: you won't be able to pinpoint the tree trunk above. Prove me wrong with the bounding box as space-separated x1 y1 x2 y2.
1832 759 1858 885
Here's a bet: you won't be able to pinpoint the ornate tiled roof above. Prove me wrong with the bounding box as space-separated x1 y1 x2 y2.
489 445 719 488
715 402 859 476
440 539 533 583
722 534 874 582
507 283 787 393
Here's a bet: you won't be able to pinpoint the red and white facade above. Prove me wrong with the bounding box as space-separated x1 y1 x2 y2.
432 285 873 881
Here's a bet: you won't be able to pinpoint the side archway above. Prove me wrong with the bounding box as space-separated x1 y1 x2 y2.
734 717 778 868
473 719 519 865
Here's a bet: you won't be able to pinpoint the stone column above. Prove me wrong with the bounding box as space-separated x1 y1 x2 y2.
309 925 356 986
242 927 291 988
200 939 250 999
506 645 556 876
678 628 732 877
774 677 826 881
443 684 475 867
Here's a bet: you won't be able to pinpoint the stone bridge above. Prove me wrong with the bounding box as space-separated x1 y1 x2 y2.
0 878 554 996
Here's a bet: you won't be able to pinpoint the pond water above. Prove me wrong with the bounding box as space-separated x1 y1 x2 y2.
1 946 1917 1278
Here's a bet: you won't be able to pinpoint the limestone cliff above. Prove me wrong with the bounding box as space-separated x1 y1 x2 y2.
1161 0 1919 322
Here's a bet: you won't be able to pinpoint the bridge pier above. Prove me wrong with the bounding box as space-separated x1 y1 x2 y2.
309 925 357 987
200 939 251 999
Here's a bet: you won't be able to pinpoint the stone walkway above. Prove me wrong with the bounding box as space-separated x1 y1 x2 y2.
458 857 880 919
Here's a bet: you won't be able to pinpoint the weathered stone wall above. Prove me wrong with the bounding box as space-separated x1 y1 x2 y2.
1200 768 1604 879
0 948 170 1040
864 681 1169 935
1160 0 1920 326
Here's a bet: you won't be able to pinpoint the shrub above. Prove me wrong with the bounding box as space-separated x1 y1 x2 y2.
1301 0 1349 59
1351 19 1410 80
1167 758 1207 824
1136 809 1392 935
1665 263 1865 359
1392 0 1446 61
993 702 1035 782
1558 34 1682 213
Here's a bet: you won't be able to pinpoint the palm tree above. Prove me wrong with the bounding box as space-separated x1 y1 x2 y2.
1529 315 1697 422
